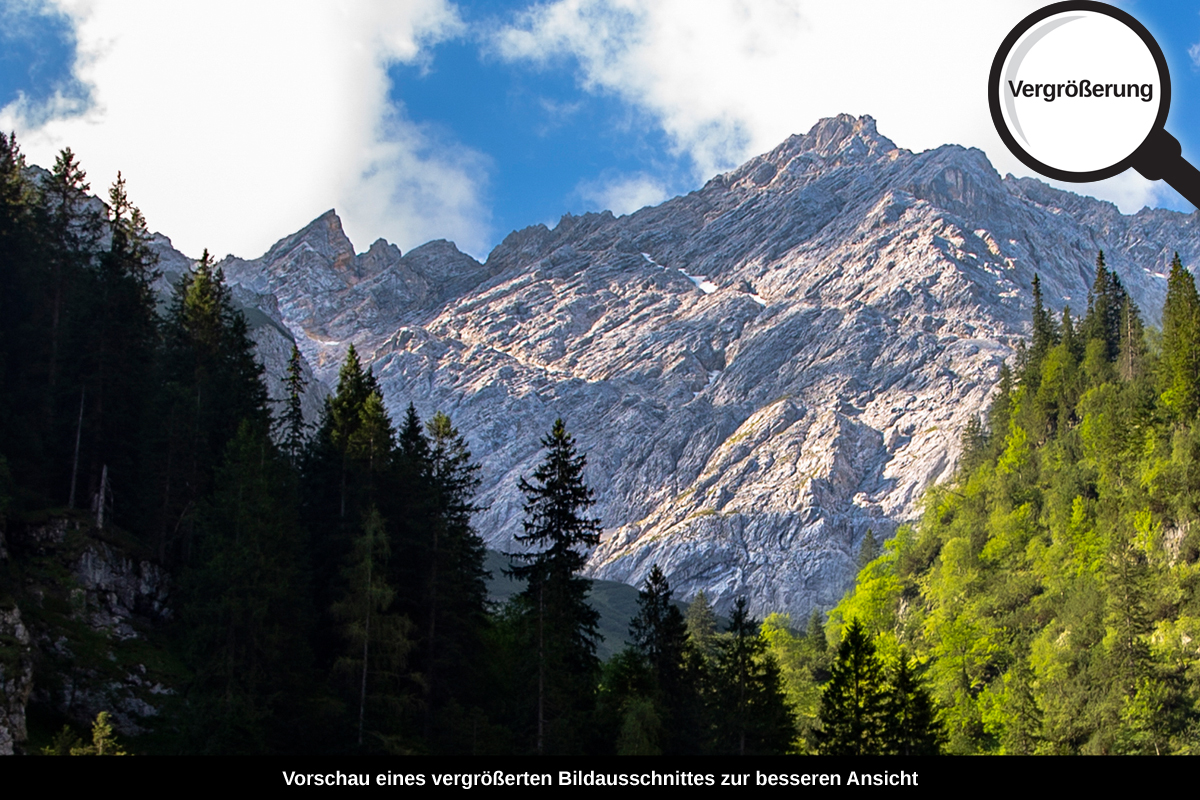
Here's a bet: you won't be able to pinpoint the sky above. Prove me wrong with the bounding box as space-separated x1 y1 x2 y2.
2 0 1200 262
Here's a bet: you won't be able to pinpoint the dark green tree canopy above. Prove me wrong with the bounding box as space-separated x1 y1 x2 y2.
817 618 888 755
509 418 603 753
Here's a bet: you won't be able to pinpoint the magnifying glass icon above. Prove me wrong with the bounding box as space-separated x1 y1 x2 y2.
990 0 1200 207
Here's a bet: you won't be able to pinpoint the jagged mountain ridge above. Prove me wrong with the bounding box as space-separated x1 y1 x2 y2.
209 114 1199 620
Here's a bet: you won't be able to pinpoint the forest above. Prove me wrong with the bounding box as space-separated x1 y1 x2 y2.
5 130 1193 756
826 256 1200 754
0 134 816 756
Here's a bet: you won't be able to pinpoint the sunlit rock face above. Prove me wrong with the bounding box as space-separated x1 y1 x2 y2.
217 114 1200 619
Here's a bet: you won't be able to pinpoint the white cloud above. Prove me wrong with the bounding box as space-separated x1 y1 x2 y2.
492 0 1172 214
576 171 669 215
1 0 494 260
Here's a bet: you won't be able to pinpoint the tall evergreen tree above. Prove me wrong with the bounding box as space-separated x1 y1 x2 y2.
78 173 160 527
685 590 719 660
43 148 102 421
300 347 396 684
0 134 48 506
1082 251 1128 363
1028 273 1059 384
279 344 309 466
509 418 602 754
709 597 795 755
420 410 490 748
148 250 268 564
629 565 699 753
816 618 888 755
1159 253 1200 421
332 505 415 750
180 421 311 753
882 651 943 755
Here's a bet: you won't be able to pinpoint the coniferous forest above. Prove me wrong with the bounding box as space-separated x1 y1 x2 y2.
4 133 1199 757
0 136 802 755
828 255 1200 754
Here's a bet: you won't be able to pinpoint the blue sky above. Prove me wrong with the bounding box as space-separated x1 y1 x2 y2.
2 1 1200 261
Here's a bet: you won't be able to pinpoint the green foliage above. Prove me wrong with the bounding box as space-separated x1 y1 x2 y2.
761 613 827 748
508 419 602 754
333 506 415 750
830 252 1200 753
708 598 795 755
1160 253 1200 421
627 565 700 754
43 712 128 755
180 421 311 754
685 590 719 660
149 250 269 565
279 344 309 465
816 618 889 754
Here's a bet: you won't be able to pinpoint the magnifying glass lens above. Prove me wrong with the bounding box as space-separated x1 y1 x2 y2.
994 7 1165 178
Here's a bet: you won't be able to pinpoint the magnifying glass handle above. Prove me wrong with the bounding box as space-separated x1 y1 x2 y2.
1132 128 1200 209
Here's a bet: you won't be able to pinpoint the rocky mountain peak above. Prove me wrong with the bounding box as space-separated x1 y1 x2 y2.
717 115 897 195
799 113 896 159
260 208 357 279
210 115 1200 620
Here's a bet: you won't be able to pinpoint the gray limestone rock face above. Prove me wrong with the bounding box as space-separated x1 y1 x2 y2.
0 605 33 755
210 114 1200 620
17 518 175 740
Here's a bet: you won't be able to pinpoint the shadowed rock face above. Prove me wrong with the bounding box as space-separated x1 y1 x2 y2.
217 114 1200 619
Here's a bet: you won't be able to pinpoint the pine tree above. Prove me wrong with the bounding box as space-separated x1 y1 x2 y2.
420 410 490 747
181 421 311 753
78 173 160 529
333 505 415 750
509 418 602 754
856 529 880 570
882 651 943 755
685 589 719 660
816 618 888 755
1160 253 1200 421
806 608 827 652
1082 251 1128 364
709 597 795 755
43 148 101 412
629 565 699 753
631 566 688 680
1117 297 1146 383
300 347 397 685
1028 273 1059 384
280 344 309 466
0 133 42 506
149 250 268 564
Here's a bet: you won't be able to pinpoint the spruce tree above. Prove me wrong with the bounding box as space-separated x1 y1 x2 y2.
181 421 311 753
149 250 268 564
856 529 880 570
421 410 490 747
333 505 414 750
79 174 160 529
882 651 942 755
629 565 698 753
300 347 396 684
816 618 888 755
280 344 309 466
1028 273 1059 385
1160 253 1200 421
709 597 795 754
806 608 827 652
509 418 602 754
685 589 719 660
1082 251 1128 363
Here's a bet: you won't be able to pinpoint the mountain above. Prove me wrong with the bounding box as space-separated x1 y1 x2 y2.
210 114 1200 620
